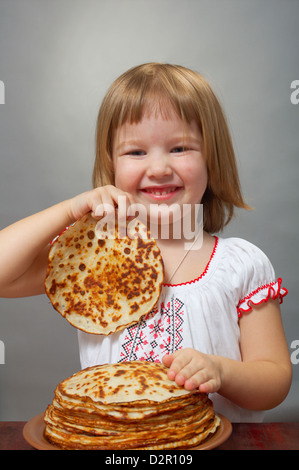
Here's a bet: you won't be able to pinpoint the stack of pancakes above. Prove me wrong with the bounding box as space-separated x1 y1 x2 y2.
44 361 220 450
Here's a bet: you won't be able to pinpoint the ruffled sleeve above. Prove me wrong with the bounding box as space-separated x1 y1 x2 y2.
229 238 288 317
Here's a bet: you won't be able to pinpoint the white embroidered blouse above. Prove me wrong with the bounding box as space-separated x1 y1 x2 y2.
77 237 288 423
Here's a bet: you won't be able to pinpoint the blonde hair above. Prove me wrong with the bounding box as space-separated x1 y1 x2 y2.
93 63 250 233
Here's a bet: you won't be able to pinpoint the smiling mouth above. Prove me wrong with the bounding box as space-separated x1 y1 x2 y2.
141 186 181 196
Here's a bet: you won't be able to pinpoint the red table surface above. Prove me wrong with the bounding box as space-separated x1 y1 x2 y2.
0 421 299 450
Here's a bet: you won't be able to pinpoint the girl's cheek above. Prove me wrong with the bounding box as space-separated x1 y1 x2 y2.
115 162 142 193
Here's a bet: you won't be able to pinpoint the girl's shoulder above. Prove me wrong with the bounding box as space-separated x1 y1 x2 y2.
216 236 287 314
217 236 272 264
216 235 275 282
165 236 274 289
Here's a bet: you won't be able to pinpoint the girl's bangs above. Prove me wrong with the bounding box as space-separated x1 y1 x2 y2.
111 75 201 131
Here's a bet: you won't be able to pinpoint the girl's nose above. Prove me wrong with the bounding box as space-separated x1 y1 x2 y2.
146 152 173 179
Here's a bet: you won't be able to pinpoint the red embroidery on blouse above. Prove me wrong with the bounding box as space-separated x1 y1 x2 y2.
237 277 288 317
118 297 185 363
163 236 219 287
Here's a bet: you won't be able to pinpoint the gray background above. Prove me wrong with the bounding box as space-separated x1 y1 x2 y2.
0 0 298 421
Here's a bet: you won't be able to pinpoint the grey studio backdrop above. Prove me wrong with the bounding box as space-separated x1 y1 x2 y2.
0 0 298 422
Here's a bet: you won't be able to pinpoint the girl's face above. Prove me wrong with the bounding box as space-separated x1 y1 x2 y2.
112 108 208 225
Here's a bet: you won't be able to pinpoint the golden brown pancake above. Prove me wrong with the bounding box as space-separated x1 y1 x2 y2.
45 213 164 335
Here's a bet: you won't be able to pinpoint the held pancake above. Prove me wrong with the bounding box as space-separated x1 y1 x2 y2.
44 361 220 450
45 213 164 335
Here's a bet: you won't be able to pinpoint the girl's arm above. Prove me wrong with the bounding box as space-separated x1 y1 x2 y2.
220 298 292 410
0 186 134 298
0 200 73 298
163 299 292 411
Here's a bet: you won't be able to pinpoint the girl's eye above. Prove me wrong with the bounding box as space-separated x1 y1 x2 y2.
126 150 146 156
171 146 187 154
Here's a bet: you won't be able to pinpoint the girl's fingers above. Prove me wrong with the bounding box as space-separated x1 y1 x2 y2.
69 186 136 225
163 351 187 374
185 371 220 393
163 350 221 393
92 186 134 221
92 187 138 239
162 355 177 381
162 353 176 368
174 358 205 386
163 350 195 383
184 367 210 390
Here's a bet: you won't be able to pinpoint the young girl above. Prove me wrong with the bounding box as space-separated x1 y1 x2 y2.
0 63 292 422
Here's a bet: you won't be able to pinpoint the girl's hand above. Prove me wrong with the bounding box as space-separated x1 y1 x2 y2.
162 348 222 394
67 185 135 222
